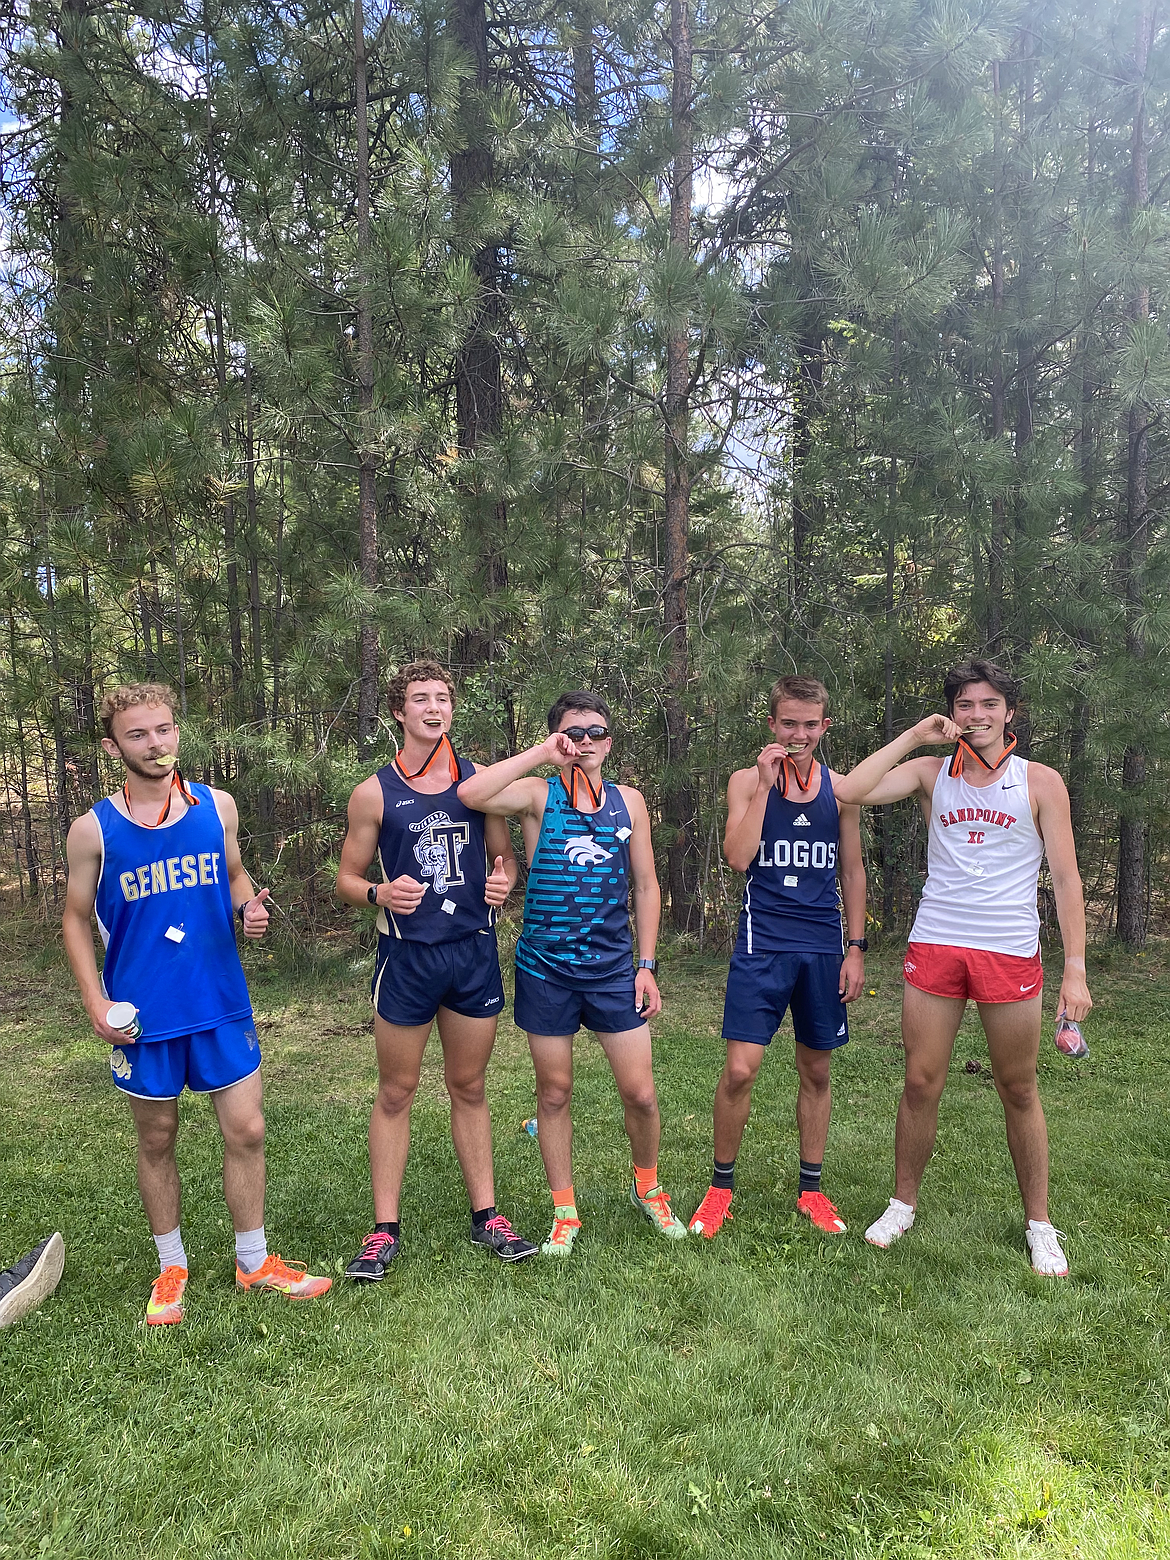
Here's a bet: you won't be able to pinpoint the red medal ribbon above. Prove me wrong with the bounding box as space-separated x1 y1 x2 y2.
563 764 604 811
777 755 814 799
123 766 199 829
395 733 460 786
947 732 1017 779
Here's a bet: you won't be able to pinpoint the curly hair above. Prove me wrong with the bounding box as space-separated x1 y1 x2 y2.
385 659 457 727
98 683 179 739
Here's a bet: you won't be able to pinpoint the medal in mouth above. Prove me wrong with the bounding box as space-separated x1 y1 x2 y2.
154 754 178 768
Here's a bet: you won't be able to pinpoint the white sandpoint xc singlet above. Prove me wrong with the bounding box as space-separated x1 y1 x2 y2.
909 754 1043 958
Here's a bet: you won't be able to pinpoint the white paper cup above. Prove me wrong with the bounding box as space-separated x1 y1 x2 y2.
106 1001 142 1039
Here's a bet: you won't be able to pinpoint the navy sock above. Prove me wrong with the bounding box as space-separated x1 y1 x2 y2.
375 1221 399 1239
799 1160 822 1195
712 1159 735 1191
471 1206 496 1229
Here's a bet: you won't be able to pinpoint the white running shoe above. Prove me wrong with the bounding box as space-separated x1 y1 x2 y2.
1025 1220 1068 1277
864 1198 916 1249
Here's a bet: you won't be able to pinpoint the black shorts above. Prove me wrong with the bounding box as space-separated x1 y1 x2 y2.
372 930 504 1026
722 949 848 1050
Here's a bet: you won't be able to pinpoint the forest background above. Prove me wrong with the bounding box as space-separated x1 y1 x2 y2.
1 0 1168 951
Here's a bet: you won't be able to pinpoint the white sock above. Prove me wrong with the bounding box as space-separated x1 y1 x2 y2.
154 1226 187 1272
235 1226 267 1274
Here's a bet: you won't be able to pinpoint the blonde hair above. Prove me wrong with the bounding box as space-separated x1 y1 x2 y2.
768 675 830 719
99 683 179 739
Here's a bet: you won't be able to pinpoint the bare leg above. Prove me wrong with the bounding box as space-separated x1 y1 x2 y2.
712 1041 766 1164
435 1007 499 1211
369 1017 431 1222
527 1032 575 1191
893 984 967 1207
211 1069 266 1232
980 995 1048 1223
794 1043 833 1165
596 1024 661 1169
127 1095 181 1235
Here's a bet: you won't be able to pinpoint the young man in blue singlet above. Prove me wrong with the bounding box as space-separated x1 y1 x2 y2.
62 684 331 1325
458 691 687 1255
335 660 537 1277
689 676 867 1240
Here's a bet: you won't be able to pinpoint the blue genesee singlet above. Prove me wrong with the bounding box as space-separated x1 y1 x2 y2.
516 777 634 987
92 784 252 1041
374 757 493 942
735 763 843 956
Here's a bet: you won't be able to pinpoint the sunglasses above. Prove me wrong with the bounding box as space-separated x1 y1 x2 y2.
561 725 610 742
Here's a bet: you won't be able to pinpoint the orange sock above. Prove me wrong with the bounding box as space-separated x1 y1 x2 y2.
634 1164 658 1199
551 1186 576 1213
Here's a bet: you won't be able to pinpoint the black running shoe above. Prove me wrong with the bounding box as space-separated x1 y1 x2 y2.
0 1232 65 1327
470 1213 538 1262
344 1231 399 1282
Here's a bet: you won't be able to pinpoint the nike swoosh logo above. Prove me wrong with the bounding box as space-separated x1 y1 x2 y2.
1002 784 1019 791
1020 980 1039 993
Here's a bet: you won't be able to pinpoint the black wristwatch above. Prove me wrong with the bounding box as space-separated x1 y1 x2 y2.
847 938 868 952
367 885 379 906
637 958 658 973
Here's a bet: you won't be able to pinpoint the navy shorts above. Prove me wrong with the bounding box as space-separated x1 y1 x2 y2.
514 965 644 1037
110 1018 261 1100
722 949 849 1050
372 930 504 1026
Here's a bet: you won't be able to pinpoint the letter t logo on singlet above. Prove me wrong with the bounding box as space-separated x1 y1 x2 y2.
410 812 469 895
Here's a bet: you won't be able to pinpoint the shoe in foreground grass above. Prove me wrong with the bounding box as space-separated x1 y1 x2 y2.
864 1198 915 1249
688 1186 733 1238
235 1254 332 1299
1026 1220 1069 1277
542 1212 582 1257
0 1233 66 1328
470 1214 539 1262
344 1231 399 1282
797 1190 847 1234
630 1181 687 1239
146 1264 187 1326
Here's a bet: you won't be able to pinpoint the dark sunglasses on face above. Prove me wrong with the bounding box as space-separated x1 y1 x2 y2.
561 725 610 742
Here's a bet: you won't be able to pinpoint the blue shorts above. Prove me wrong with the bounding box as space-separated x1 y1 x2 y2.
372 930 504 1026
722 949 849 1050
110 1018 261 1100
514 964 644 1037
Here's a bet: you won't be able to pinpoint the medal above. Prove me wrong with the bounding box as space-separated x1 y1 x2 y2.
947 732 1017 779
123 766 199 828
395 732 460 785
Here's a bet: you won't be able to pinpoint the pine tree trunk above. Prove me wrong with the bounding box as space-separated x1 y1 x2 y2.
987 58 1005 653
354 0 380 756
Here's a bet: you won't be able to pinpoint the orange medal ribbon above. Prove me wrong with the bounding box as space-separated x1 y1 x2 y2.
777 755 814 799
395 733 460 786
947 732 1017 780
563 764 604 811
123 766 199 829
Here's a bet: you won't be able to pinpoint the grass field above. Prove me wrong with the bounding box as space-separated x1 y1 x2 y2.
3 919 1170 1559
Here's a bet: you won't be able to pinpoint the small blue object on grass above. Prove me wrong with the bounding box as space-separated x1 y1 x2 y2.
522 1117 538 1138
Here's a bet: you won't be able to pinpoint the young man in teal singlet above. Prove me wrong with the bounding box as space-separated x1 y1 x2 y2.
689 676 867 1241
458 690 686 1256
62 684 331 1325
335 660 537 1277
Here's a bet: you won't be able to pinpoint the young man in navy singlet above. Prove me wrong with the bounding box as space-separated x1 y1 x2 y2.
689 676 867 1241
833 659 1092 1275
62 684 331 1325
336 660 537 1276
458 691 687 1254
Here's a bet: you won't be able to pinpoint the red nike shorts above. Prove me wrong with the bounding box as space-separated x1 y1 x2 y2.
903 942 1043 1004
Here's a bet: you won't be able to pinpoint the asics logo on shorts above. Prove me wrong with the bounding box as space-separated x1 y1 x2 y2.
410 812 469 895
563 836 613 867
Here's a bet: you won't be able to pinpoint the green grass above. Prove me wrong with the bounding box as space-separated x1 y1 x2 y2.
3 921 1170 1558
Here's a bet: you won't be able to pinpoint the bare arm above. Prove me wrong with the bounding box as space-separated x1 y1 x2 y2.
835 796 867 1003
1032 766 1092 1022
335 775 425 917
212 789 268 938
62 814 131 1042
483 810 519 906
831 715 962 805
623 787 662 1018
456 733 576 816
724 747 788 873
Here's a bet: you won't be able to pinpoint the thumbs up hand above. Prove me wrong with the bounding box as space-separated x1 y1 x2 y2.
242 887 271 938
484 855 512 907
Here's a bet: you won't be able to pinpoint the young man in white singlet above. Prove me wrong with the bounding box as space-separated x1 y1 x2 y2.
833 660 1092 1276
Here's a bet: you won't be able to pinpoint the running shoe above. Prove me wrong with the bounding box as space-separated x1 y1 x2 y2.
470 1214 539 1262
0 1233 65 1328
688 1186 733 1238
541 1213 582 1258
864 1198 916 1249
146 1264 188 1326
630 1181 688 1239
344 1231 399 1282
797 1190 847 1234
235 1254 332 1299
1026 1220 1069 1277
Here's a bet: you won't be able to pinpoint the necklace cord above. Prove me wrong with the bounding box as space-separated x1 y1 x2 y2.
395 733 460 785
948 732 1017 779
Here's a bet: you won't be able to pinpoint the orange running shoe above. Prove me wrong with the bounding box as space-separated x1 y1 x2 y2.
688 1185 733 1238
146 1264 188 1325
235 1254 332 1300
797 1190 847 1234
